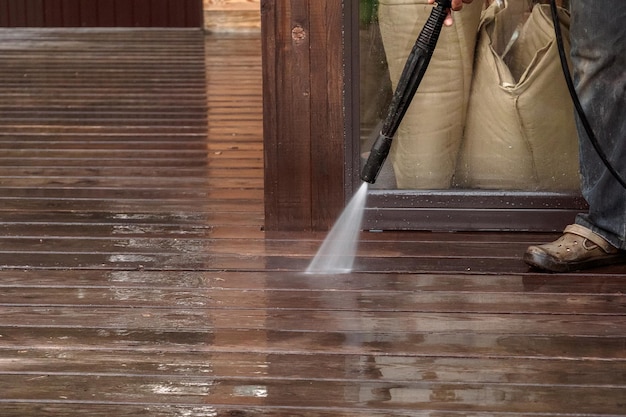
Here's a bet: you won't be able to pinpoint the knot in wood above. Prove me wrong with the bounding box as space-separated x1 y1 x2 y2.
291 25 307 43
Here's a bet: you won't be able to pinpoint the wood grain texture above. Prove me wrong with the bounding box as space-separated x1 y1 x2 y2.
0 0 203 27
204 0 259 11
261 0 346 231
0 28 625 417
203 0 260 32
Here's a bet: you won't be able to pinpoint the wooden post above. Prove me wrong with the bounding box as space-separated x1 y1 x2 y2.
261 0 349 231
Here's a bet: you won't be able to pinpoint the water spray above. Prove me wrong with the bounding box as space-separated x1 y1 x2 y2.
307 1 453 274
361 0 451 184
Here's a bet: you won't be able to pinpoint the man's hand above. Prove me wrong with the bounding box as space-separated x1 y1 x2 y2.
428 0 474 26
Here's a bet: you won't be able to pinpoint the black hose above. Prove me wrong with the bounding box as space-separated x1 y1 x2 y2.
550 0 626 190
360 0 451 184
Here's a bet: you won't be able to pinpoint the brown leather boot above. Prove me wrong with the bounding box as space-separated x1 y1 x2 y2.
524 224 626 272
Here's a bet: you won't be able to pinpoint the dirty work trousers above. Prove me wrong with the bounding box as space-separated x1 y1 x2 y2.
571 0 626 249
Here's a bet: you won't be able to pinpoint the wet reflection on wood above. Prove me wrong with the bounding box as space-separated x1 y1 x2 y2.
0 28 625 417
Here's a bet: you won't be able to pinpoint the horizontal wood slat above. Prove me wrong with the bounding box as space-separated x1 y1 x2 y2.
0 0 203 27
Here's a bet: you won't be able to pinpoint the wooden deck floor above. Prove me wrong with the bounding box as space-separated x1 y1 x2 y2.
1 28 626 416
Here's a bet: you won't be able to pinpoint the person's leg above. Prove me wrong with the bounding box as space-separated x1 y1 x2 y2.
570 0 626 250
524 0 626 272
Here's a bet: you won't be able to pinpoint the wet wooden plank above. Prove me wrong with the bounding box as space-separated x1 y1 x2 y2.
1 234 622 273
2 348 624 387
0 254 528 274
0 211 264 229
2 321 626 356
0 409 604 417
2 287 625 316
0 236 528 256
0 200 263 215
1 374 625 414
2 269 624 294
0 224 264 240
1 307 625 336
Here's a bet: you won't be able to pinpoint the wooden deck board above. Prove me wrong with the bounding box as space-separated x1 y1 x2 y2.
0 28 625 416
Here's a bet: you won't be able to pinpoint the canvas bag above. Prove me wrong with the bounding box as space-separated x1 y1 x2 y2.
454 2 580 191
378 0 483 189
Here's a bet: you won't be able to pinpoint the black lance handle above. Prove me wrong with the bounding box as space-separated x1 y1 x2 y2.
360 0 452 184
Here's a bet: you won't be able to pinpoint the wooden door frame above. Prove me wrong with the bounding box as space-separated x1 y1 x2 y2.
261 0 586 232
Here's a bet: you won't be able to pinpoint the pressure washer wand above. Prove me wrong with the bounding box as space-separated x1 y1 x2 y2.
361 0 451 184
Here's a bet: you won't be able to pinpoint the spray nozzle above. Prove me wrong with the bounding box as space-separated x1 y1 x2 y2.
360 132 393 184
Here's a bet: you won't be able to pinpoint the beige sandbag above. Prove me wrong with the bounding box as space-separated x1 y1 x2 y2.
454 2 580 191
378 0 483 189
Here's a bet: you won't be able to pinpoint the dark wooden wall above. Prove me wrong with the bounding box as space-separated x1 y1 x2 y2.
0 0 203 27
261 0 350 231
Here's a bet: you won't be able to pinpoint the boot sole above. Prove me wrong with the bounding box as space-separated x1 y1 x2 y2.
523 251 626 273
